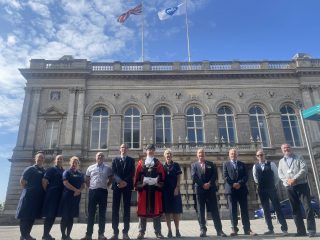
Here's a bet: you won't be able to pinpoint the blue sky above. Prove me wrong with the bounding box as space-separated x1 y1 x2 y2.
0 0 320 203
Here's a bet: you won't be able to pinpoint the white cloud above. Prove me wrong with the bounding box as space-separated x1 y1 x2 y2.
6 34 16 46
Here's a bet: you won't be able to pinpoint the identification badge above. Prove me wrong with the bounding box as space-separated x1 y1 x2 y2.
287 169 292 174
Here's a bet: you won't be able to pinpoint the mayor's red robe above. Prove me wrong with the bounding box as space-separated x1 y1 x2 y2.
134 158 165 218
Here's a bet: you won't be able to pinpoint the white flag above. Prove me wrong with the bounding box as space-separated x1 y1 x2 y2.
158 3 186 21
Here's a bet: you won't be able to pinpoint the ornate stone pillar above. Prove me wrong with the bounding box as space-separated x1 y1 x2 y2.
25 88 41 148
64 88 76 147
108 114 122 150
301 85 319 142
203 113 217 143
74 88 85 146
141 114 154 145
235 113 251 143
172 114 186 143
268 113 286 147
16 88 32 149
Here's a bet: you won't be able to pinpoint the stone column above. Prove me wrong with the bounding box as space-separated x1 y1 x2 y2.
64 88 76 147
301 86 319 142
235 113 250 143
203 113 217 143
15 88 32 149
141 114 154 145
267 112 286 147
172 114 186 143
25 88 41 148
74 88 85 146
108 114 122 150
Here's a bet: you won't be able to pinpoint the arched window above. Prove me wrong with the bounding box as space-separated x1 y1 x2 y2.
218 106 236 143
124 107 140 149
280 105 302 147
155 106 172 144
186 106 204 143
91 108 108 149
249 105 270 147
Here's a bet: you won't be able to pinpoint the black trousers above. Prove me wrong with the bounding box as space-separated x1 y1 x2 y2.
86 188 108 236
20 218 35 238
227 192 250 233
286 183 316 234
60 217 74 238
112 188 132 234
195 190 223 234
43 217 56 237
258 188 287 231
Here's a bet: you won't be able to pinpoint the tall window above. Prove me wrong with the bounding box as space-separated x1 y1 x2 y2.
91 108 108 149
218 106 236 143
124 107 140 149
45 120 59 149
249 105 270 147
155 106 172 144
186 106 204 143
280 105 302 147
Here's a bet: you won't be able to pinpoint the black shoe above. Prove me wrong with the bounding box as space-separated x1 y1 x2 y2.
26 236 36 240
137 232 144 240
218 231 227 237
200 231 207 237
155 232 164 239
295 232 307 237
264 230 274 235
123 233 130 240
80 236 92 240
42 234 55 240
309 232 316 238
110 234 119 240
176 230 181 238
20 236 26 240
244 230 257 236
167 230 172 238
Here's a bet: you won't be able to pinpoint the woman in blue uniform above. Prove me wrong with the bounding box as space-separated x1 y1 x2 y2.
162 149 183 238
59 156 84 240
16 152 46 240
42 155 64 240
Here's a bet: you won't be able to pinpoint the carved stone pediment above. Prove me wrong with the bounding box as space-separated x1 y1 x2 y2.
41 106 65 117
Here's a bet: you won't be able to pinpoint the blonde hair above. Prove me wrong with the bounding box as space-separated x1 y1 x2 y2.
69 156 80 165
163 148 172 156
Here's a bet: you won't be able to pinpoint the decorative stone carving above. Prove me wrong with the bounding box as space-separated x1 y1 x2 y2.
238 91 243 98
145 92 151 98
50 91 61 101
114 92 120 98
206 92 213 99
160 96 166 101
175 92 181 99
268 90 275 97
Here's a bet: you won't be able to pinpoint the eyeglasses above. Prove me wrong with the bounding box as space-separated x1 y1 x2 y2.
256 154 264 157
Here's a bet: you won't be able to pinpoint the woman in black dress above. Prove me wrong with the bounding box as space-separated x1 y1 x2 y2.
162 149 183 238
16 152 46 240
42 155 64 240
59 156 84 240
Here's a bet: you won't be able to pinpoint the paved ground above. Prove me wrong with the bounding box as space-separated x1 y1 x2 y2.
0 218 319 240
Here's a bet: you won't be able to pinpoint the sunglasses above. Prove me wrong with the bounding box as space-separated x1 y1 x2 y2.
256 154 264 157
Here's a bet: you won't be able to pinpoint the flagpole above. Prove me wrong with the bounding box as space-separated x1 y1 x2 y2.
141 0 144 62
185 0 191 63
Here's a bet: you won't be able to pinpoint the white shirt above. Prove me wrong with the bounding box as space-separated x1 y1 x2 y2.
86 163 113 189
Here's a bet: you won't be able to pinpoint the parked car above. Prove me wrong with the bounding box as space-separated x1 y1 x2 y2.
254 197 320 219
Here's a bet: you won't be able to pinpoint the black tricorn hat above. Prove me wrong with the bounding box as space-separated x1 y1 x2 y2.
145 144 156 150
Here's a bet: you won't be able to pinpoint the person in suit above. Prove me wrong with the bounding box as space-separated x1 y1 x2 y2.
42 154 64 240
16 152 46 240
134 144 165 239
252 149 288 236
191 148 227 237
223 148 257 236
278 143 316 237
110 144 135 240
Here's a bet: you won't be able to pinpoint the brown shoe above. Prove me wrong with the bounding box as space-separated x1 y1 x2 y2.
137 232 144 240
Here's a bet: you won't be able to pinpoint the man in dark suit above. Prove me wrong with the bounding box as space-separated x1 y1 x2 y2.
191 148 227 237
223 148 257 236
110 144 135 240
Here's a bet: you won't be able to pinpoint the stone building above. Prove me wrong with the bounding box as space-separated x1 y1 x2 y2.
3 53 320 221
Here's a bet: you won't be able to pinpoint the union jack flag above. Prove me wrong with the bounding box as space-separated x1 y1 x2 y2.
117 4 142 23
